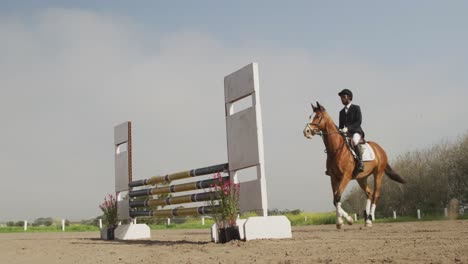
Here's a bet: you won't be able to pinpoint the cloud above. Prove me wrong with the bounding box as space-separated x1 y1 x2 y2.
1 8 467 221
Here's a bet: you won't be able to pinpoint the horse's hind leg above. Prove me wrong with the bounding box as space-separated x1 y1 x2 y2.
357 177 374 227
369 171 384 224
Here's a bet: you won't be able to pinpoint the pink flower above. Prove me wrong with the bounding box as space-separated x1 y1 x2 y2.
99 193 118 228
207 173 240 229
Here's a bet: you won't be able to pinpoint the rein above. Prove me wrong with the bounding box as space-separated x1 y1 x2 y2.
322 129 347 155
307 123 343 136
307 120 347 155
320 128 356 158
318 131 343 136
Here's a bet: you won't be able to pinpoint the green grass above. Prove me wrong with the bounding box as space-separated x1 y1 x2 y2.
281 212 467 226
285 212 336 226
374 214 465 223
64 224 100 231
0 224 100 233
2 213 466 233
458 213 468 220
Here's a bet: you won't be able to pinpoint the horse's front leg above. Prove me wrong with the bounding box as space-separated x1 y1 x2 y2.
334 200 344 229
332 176 353 229
334 204 351 229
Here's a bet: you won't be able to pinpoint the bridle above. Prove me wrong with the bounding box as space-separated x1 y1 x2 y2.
307 113 347 155
310 113 323 128
305 104 348 156
307 113 342 137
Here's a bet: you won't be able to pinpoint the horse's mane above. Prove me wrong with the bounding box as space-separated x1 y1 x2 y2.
322 110 340 133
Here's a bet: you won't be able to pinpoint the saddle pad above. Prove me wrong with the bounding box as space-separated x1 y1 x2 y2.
351 143 375 161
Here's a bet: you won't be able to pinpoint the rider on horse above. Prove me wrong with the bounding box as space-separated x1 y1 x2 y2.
338 89 365 173
304 99 405 228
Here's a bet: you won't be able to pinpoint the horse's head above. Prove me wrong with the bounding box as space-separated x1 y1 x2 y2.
303 101 327 139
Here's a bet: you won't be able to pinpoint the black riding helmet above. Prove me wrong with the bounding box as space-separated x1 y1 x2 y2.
338 89 353 100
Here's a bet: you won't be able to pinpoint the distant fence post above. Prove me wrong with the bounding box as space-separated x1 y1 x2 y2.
133 218 137 224
167 218 170 226
61 219 65 231
417 209 421 219
393 211 396 219
354 214 357 221
24 220 27 231
98 219 102 229
202 217 205 225
444 208 448 217
304 216 307 223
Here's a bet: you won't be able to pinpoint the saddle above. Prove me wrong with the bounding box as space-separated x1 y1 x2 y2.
342 134 376 176
324 131 374 177
342 134 366 160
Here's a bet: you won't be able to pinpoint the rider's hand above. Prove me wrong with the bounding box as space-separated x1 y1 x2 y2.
342 127 348 133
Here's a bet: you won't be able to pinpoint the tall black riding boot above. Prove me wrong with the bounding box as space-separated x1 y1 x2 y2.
355 144 364 172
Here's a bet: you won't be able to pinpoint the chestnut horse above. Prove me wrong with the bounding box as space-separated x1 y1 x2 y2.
303 102 405 228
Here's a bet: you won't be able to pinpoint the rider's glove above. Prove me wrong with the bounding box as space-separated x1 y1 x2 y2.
341 127 348 133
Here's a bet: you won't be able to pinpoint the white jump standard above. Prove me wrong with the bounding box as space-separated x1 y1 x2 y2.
113 63 291 241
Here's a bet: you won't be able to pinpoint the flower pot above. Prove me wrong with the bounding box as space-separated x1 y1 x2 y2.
100 226 115 240
218 226 240 243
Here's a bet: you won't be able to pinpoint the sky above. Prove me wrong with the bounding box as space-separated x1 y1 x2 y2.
1 1 468 222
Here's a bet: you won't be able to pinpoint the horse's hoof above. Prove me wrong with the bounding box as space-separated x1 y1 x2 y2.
346 216 354 225
365 220 372 227
336 223 343 229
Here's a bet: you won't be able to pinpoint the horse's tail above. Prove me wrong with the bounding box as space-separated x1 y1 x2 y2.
385 164 406 184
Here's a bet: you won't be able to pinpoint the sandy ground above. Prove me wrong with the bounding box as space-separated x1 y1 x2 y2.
1 220 467 264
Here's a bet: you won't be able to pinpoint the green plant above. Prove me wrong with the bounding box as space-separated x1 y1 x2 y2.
286 212 336 226
208 173 240 228
99 194 118 228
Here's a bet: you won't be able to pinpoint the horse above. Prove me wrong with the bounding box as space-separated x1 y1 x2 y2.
303 101 405 228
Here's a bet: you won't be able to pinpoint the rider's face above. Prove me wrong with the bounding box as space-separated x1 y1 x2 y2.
340 95 350 105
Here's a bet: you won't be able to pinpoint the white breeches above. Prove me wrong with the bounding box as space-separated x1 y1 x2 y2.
352 133 361 146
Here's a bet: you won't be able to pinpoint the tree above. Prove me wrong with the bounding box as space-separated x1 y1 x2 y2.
343 132 468 217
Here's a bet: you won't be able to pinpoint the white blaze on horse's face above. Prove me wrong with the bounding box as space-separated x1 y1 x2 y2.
303 124 312 139
303 114 316 139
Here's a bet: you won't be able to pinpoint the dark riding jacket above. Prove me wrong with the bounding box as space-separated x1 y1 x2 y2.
339 104 365 138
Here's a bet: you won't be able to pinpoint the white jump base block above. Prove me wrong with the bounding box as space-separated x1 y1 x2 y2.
243 216 292 241
114 224 151 240
211 216 292 242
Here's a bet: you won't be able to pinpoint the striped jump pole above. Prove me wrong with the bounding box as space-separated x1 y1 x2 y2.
129 176 229 198
130 205 219 218
128 163 228 188
129 191 220 208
